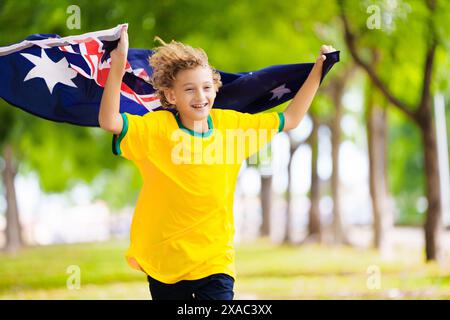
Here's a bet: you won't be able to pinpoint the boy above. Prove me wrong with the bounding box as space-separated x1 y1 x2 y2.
99 25 336 300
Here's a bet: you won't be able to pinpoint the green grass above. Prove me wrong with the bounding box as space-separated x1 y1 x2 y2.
0 240 144 295
1 238 449 299
234 240 450 299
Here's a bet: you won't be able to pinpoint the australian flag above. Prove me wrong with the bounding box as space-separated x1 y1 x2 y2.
0 24 339 127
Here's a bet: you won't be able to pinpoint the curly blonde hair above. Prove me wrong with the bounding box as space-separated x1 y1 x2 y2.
148 37 222 109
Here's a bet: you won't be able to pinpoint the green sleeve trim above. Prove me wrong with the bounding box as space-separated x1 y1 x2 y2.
277 112 285 133
112 113 129 156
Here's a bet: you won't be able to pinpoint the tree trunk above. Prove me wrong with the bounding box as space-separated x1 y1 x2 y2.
283 133 300 244
330 80 351 245
307 116 322 241
366 92 392 255
321 66 356 245
418 108 443 261
2 144 23 253
260 175 272 237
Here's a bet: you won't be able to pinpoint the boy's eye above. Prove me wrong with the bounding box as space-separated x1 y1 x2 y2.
185 87 211 92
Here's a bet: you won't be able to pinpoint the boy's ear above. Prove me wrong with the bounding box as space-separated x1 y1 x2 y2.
164 88 176 105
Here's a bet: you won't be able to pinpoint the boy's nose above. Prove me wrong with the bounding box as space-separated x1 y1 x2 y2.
194 90 206 101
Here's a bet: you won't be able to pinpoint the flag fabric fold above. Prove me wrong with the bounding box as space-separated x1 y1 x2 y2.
0 24 340 127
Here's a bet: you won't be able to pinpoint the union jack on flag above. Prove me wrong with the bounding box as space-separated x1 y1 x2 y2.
0 24 339 127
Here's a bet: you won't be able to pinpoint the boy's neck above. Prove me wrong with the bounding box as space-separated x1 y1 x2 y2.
177 113 210 133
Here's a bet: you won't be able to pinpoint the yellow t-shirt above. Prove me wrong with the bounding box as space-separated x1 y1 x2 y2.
112 108 285 284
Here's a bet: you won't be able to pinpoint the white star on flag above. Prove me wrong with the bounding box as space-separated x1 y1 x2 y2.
21 49 77 94
270 84 291 100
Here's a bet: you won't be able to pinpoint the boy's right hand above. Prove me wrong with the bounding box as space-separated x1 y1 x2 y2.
110 25 129 74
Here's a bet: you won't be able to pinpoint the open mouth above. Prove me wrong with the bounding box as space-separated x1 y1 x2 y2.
191 103 208 109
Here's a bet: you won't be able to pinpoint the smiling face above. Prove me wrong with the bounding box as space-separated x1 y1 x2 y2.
164 66 217 123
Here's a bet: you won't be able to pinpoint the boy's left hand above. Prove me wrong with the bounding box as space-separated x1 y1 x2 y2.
317 45 337 64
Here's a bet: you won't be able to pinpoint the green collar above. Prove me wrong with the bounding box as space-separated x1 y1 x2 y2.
175 112 214 138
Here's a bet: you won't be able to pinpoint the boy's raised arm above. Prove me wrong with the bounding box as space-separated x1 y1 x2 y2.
98 26 129 135
282 45 336 131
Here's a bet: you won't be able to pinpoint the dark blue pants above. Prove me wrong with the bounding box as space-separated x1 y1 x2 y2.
147 273 234 300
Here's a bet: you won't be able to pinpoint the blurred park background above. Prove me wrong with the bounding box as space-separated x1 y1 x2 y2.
1 0 450 299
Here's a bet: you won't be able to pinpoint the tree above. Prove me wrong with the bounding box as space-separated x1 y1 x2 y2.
327 68 355 245
339 0 449 261
2 144 22 252
365 76 393 254
307 114 323 242
282 131 301 244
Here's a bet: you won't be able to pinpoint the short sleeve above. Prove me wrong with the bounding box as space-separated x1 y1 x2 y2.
112 112 154 161
231 111 285 159
237 111 285 133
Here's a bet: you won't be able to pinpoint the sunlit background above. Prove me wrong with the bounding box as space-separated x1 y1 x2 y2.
1 0 449 299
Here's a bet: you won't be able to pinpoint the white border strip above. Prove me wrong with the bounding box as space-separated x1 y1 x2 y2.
0 24 127 56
